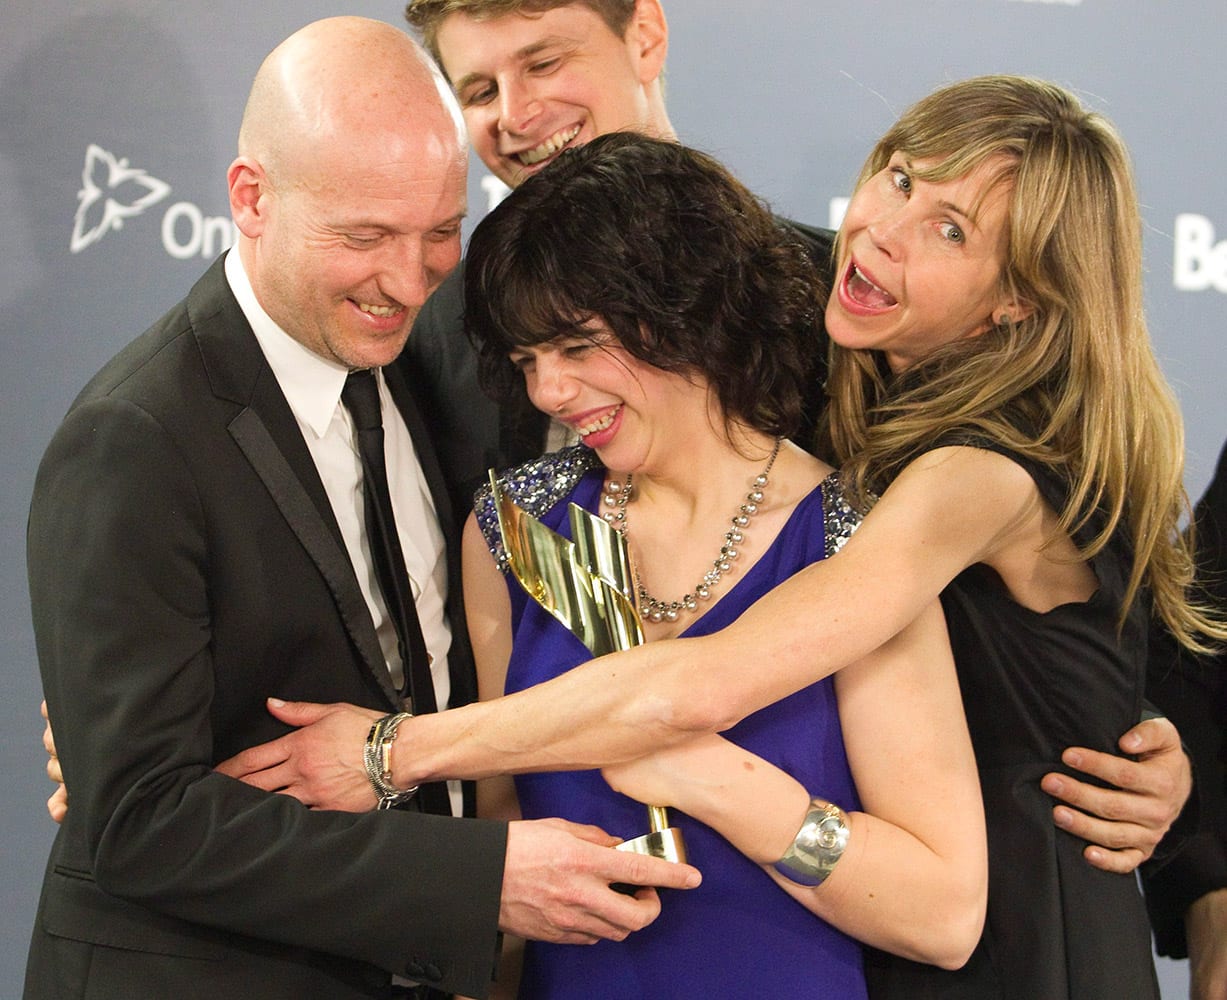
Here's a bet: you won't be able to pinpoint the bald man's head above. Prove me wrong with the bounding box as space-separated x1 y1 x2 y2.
238 16 465 188
228 17 468 370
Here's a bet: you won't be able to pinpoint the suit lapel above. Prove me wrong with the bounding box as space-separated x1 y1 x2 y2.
188 256 401 708
228 406 401 707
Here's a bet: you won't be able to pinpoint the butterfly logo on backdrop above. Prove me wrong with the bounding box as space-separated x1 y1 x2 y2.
70 144 171 254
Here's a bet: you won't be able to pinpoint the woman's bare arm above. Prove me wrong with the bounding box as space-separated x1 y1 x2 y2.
391 447 1031 786
603 601 987 968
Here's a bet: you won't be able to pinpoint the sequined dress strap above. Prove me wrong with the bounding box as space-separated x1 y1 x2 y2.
473 444 604 573
820 471 865 558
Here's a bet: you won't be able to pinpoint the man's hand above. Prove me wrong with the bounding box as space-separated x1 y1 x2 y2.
40 700 68 823
499 818 701 944
1041 716 1190 873
1187 888 1227 1000
214 699 383 811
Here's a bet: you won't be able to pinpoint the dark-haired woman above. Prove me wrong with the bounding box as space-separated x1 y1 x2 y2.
459 132 985 999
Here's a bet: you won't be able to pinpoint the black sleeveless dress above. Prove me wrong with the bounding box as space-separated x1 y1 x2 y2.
866 441 1160 1000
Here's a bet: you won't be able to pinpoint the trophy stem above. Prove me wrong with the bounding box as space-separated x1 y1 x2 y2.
648 805 669 833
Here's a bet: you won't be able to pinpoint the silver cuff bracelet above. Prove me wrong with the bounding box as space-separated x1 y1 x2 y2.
773 798 850 887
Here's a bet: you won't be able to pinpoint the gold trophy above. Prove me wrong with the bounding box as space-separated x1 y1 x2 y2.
490 473 687 866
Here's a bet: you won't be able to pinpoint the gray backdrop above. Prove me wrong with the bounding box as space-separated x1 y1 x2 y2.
2 2 1221 994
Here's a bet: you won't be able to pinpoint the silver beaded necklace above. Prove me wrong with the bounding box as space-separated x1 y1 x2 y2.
599 438 782 623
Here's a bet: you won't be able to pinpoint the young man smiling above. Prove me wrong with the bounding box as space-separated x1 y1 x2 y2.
410 0 675 190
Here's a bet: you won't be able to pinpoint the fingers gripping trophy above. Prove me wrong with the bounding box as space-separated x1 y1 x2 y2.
490 473 687 867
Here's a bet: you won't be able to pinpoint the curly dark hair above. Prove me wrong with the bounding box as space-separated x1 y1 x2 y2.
464 132 826 439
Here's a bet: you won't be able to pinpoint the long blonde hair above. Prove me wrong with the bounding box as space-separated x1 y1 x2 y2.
822 75 1219 651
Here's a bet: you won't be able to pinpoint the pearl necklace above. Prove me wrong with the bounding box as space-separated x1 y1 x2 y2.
600 439 782 623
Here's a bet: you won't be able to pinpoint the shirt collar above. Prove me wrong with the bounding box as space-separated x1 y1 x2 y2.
225 249 351 440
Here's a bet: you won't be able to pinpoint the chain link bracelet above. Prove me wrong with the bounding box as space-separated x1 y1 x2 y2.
363 711 419 810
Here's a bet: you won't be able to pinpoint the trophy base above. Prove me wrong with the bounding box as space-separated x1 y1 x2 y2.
611 827 688 895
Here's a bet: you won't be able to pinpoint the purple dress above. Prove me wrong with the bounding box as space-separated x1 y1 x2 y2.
476 446 867 999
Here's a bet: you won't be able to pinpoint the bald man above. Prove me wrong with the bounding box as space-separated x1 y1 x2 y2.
24 17 696 1000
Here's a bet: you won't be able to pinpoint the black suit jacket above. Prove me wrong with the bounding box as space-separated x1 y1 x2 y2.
402 219 836 516
25 255 502 999
1143 438 1227 957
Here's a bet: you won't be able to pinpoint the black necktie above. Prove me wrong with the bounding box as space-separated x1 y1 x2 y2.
342 368 450 815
